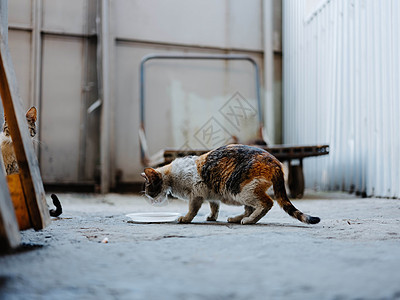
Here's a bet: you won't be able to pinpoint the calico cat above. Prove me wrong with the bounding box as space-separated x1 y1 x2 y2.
0 107 62 217
142 144 320 225
0 107 38 175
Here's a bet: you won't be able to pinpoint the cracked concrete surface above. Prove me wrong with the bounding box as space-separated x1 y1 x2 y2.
1 192 400 300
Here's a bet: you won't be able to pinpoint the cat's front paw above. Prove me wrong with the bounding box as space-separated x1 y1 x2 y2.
240 217 256 225
177 216 191 224
206 215 217 222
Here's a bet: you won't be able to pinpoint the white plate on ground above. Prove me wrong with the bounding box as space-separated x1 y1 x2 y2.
126 212 181 223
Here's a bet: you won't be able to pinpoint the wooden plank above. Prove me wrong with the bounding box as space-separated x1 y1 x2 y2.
7 174 31 230
0 29 50 230
0 158 20 252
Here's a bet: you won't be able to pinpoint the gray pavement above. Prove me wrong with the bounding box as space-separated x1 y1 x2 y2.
1 192 399 300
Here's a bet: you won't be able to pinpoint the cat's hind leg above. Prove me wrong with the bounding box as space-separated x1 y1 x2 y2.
177 196 203 224
241 193 274 225
206 201 219 221
227 205 254 223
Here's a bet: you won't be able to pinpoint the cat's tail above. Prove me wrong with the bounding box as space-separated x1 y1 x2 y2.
272 167 320 224
49 194 63 217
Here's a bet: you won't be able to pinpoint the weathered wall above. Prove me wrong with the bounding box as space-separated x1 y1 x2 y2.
111 0 265 183
2 0 283 190
5 0 100 185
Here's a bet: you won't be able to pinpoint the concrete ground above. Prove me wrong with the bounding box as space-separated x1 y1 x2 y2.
1 191 400 300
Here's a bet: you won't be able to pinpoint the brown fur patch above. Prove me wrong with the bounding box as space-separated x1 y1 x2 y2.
159 163 172 176
26 106 37 122
199 144 282 195
253 181 273 206
239 155 280 190
213 157 236 186
144 168 161 182
197 152 238 194
143 168 163 198
195 152 209 174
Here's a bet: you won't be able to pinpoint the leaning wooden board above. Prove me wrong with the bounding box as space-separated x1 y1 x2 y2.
0 159 20 251
6 174 31 230
0 24 50 231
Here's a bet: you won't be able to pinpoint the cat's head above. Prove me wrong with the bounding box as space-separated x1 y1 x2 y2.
141 167 169 205
2 106 37 138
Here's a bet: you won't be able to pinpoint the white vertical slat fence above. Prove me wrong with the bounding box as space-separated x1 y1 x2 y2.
283 0 399 198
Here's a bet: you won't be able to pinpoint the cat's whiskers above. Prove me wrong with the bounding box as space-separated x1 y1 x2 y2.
143 193 169 207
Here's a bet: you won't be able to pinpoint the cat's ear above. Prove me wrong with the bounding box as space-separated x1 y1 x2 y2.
141 172 149 183
26 107 37 122
142 168 161 183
